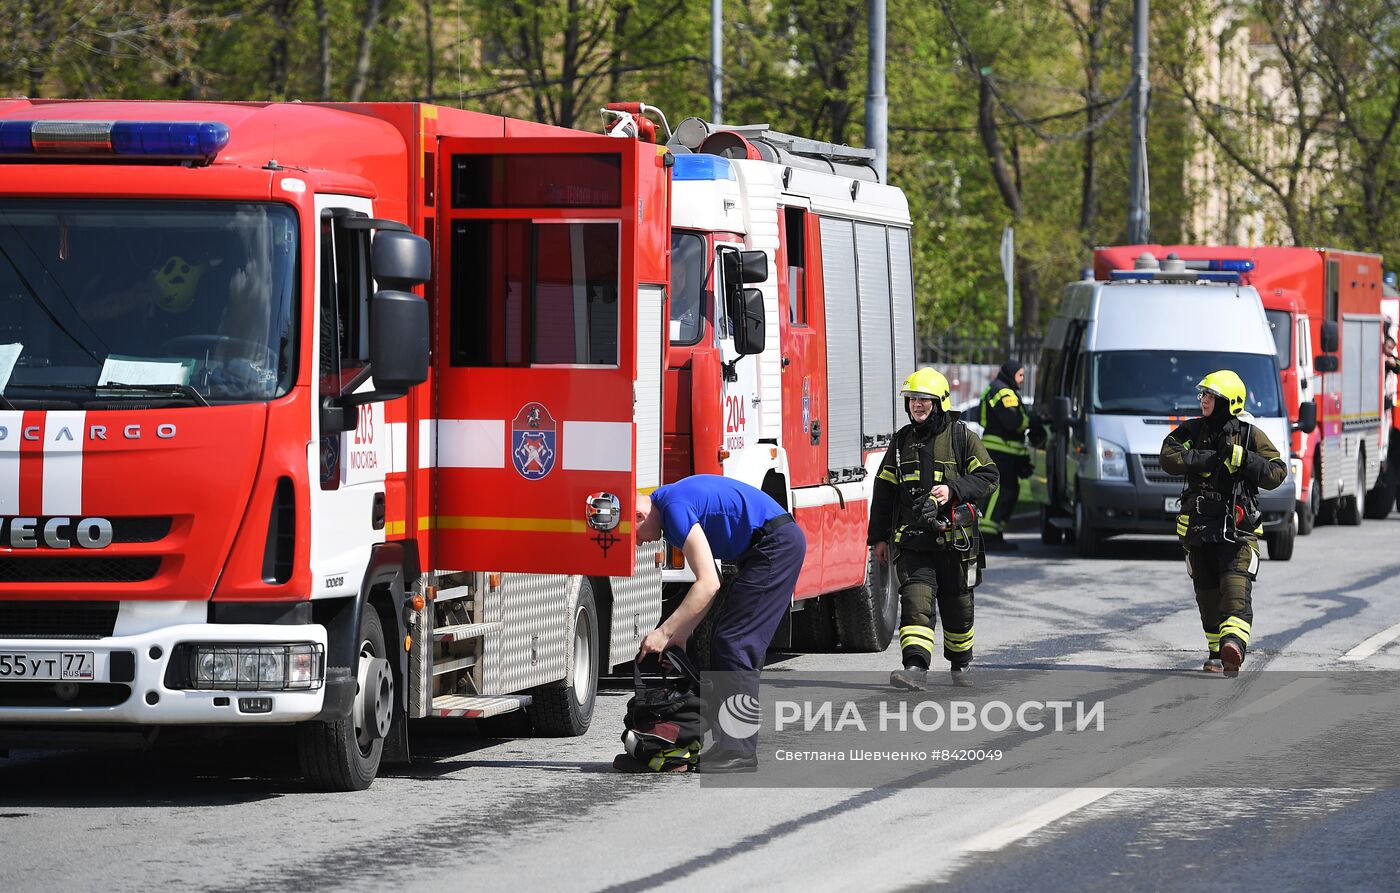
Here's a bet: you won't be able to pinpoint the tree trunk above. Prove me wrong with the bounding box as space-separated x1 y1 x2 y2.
422 0 436 101
349 0 385 102
271 0 295 100
316 0 332 101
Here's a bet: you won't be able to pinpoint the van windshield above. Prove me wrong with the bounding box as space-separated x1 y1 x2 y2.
1090 351 1282 416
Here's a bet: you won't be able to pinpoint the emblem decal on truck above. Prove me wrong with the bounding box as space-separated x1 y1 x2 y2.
511 402 558 480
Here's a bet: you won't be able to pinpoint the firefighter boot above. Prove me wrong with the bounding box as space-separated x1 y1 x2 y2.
950 662 973 688
1202 654 1224 673
1220 638 1245 677
890 665 928 691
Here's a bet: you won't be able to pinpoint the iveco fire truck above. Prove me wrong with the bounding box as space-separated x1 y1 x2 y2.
0 99 673 790
602 104 917 655
1096 246 1392 531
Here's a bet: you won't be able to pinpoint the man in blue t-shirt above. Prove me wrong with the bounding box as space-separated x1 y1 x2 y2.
635 474 806 773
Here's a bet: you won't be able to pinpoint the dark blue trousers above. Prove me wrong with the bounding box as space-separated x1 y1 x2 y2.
708 521 806 755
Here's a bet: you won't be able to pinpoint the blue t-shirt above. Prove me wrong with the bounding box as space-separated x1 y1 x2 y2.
651 475 786 560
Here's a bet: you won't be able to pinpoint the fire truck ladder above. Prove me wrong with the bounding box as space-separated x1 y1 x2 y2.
408 573 531 719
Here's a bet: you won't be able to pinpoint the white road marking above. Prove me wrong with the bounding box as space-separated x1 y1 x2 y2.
957 788 1116 852
1339 619 1400 662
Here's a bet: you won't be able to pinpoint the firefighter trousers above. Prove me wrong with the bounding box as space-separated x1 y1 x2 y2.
895 547 975 669
978 451 1023 535
1184 537 1259 657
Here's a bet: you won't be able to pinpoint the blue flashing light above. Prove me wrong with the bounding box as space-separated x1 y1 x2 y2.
672 153 735 182
1108 269 1242 284
1196 270 1243 283
0 121 34 154
1207 259 1255 273
111 121 230 161
0 120 229 163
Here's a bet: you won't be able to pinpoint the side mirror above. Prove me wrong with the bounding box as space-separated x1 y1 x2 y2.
369 290 430 391
1320 320 1340 354
1315 354 1339 373
1295 400 1317 434
740 250 768 284
371 230 431 291
1052 395 1073 431
733 287 766 356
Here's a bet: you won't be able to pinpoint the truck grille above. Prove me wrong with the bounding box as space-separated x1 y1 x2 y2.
0 557 161 584
0 601 120 638
111 517 173 544
1138 454 1183 486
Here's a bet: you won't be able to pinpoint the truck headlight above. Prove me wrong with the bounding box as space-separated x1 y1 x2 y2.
1095 438 1129 481
169 643 324 691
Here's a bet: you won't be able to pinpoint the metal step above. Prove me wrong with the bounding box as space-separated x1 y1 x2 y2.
429 694 531 719
432 655 478 676
434 621 500 644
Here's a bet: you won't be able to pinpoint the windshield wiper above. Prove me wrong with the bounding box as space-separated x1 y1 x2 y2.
8 381 210 407
98 381 210 407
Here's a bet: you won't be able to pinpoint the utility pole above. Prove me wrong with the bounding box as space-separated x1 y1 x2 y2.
711 0 724 124
866 0 888 182
1127 0 1151 243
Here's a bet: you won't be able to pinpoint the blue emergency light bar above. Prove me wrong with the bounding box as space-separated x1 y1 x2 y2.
671 153 736 182
1174 258 1255 273
0 120 230 163
1109 269 1243 284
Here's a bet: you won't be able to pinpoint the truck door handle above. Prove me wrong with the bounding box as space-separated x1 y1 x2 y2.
811 419 822 445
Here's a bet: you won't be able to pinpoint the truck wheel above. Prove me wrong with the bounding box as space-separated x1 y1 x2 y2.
790 595 839 651
1337 457 1365 526
297 603 391 792
1041 505 1064 545
1073 498 1101 558
530 579 599 736
833 549 899 652
1363 465 1395 519
1265 513 1296 561
1296 476 1316 535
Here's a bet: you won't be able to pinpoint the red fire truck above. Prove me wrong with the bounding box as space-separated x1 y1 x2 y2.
0 99 675 789
601 104 916 655
1095 246 1392 529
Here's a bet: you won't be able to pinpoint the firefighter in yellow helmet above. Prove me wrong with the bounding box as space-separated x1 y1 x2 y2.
868 368 1000 689
1160 370 1286 675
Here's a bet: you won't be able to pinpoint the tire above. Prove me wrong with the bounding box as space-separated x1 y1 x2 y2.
1363 465 1395 519
833 548 899 653
297 603 391 792
1337 456 1365 526
1040 505 1064 545
1296 472 1316 535
1073 497 1101 558
1314 457 1337 526
789 595 839 652
530 578 600 736
1265 513 1296 561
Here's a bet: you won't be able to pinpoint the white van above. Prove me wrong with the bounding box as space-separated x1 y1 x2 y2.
1032 267 1298 559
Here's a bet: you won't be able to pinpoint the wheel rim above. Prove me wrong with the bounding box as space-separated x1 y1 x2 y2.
353 637 392 753
570 605 595 708
1309 475 1321 516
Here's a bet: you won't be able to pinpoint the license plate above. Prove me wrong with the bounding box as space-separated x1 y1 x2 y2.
0 651 95 681
1164 497 1182 513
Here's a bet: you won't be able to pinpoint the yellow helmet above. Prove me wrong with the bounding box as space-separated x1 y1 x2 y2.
900 367 951 411
153 254 208 313
1197 369 1247 416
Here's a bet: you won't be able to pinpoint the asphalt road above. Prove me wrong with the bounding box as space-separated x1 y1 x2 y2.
3 516 1400 892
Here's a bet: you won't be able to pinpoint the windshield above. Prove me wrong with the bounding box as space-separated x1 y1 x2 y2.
0 200 298 407
1264 309 1292 371
1090 350 1283 416
670 230 706 345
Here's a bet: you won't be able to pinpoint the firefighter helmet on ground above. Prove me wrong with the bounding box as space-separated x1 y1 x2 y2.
1197 369 1247 417
900 368 952 411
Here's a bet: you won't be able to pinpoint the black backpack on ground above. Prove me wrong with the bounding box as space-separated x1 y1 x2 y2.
616 647 711 773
